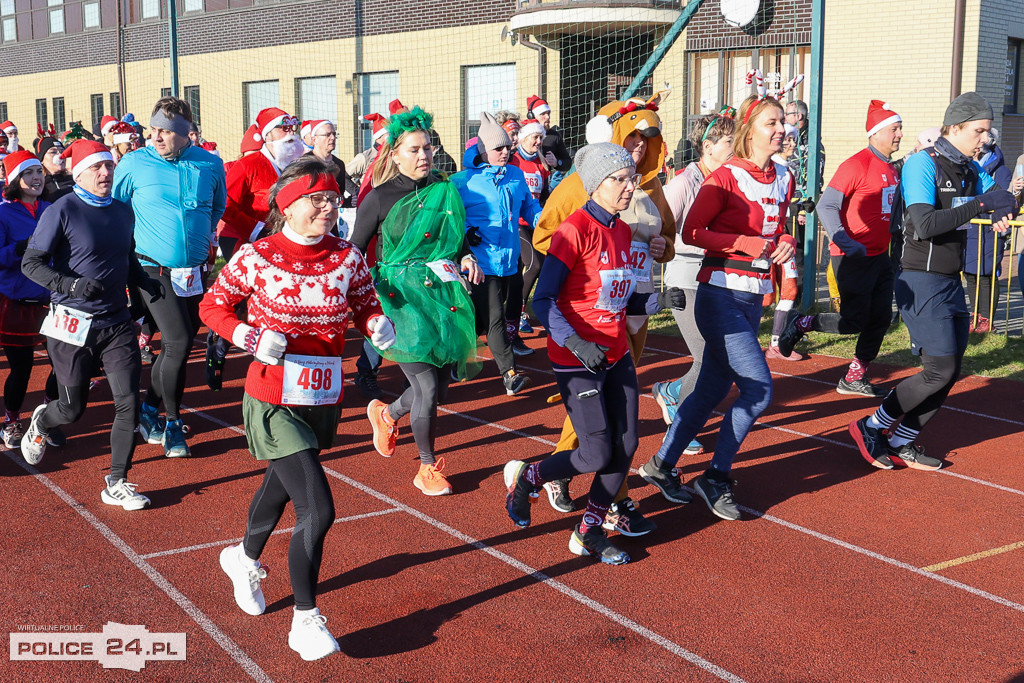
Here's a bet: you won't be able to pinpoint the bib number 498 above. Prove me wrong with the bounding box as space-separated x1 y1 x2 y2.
293 366 333 392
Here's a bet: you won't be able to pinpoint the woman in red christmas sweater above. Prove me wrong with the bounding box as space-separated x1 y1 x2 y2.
639 94 796 522
199 158 396 661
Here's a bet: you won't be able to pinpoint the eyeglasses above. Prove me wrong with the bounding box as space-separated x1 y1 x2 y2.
493 145 511 152
305 192 341 209
314 132 337 139
785 111 798 117
606 172 642 188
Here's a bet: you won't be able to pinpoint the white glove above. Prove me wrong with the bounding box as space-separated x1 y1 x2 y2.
544 151 557 167
367 315 396 351
232 324 287 365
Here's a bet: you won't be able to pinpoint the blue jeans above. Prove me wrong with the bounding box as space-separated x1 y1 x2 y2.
655 283 773 474
356 339 382 377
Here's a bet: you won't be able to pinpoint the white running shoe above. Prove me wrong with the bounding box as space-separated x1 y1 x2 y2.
19 404 48 465
219 544 267 616
288 607 340 661
101 475 151 511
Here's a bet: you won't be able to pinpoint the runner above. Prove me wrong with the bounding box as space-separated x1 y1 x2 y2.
452 111 542 396
0 150 59 449
355 106 484 496
849 92 1016 471
638 92 796 521
504 142 686 564
19 140 163 511
112 96 227 458
34 128 74 203
776 101 906 394
200 157 395 660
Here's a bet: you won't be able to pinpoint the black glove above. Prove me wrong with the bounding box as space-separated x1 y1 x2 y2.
565 334 609 374
138 277 165 303
14 239 27 257
656 287 687 310
465 226 482 247
69 277 105 301
976 189 1018 221
794 197 817 214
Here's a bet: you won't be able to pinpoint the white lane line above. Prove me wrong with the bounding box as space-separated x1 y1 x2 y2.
3 451 273 683
140 508 403 560
322 466 746 683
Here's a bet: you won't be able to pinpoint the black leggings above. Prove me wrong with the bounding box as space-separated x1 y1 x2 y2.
387 361 453 464
471 275 515 375
964 272 1000 320
504 226 544 322
3 345 57 414
242 448 335 611
208 237 242 361
880 352 961 432
141 267 202 420
538 356 639 507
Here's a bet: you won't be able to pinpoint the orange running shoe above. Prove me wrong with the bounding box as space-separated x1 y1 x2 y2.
414 458 452 496
366 399 397 457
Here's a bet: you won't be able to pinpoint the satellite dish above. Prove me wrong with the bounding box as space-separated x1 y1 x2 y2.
500 25 509 42
510 33 518 46
720 0 761 29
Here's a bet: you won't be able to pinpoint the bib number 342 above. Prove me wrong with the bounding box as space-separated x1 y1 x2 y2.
281 355 342 406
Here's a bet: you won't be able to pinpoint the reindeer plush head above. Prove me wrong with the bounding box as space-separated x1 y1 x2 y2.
585 87 672 182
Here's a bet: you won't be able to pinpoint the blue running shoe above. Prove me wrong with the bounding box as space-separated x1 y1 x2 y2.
139 403 164 445
653 381 679 425
519 313 534 334
162 418 191 458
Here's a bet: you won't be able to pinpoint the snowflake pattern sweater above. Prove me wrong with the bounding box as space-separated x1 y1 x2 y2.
199 230 383 405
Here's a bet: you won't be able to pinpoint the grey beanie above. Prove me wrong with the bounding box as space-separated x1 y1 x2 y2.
574 143 636 195
943 91 994 126
475 111 512 154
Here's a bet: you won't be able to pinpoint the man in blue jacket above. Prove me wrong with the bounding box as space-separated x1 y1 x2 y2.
452 112 542 396
112 96 226 458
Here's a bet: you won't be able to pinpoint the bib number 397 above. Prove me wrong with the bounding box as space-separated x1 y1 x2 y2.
281 355 342 406
595 268 634 312
40 304 93 347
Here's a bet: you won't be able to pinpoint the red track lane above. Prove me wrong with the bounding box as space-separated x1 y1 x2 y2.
2 328 1024 682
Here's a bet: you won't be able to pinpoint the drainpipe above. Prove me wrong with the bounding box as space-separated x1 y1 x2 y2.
518 37 547 101
951 0 965 99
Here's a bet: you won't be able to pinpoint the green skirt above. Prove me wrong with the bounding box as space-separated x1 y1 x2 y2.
242 393 341 461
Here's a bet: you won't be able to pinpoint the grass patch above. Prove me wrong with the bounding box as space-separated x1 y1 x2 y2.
647 308 1024 382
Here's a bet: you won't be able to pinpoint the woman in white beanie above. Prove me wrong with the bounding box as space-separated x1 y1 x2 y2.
503 142 685 565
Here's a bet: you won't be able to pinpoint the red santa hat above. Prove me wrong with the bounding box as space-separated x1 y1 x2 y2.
363 113 388 142
254 107 298 142
60 139 114 180
300 120 332 138
0 120 16 135
2 150 41 184
100 115 119 137
866 100 901 137
239 124 262 154
110 121 138 145
388 99 408 116
519 119 545 140
527 95 550 116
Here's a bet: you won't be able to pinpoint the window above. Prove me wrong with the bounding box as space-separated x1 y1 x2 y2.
461 63 516 142
1 0 15 43
1005 40 1024 115
142 0 160 19
83 1 100 28
184 85 201 126
184 0 203 11
90 94 104 131
356 71 399 150
110 92 122 119
36 99 48 130
0 103 7 124
160 87 172 98
47 0 64 35
295 76 337 123
243 80 279 130
52 97 66 132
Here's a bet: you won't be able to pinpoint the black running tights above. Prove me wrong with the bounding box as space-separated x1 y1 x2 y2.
387 361 453 464
242 449 335 611
3 345 57 414
142 267 201 420
879 352 961 432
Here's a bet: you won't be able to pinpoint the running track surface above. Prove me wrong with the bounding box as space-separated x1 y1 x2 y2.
3 327 1024 682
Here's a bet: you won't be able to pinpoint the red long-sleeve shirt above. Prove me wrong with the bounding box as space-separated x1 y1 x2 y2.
219 149 280 243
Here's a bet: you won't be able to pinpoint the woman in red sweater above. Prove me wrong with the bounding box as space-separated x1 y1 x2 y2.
639 94 796 522
199 158 395 661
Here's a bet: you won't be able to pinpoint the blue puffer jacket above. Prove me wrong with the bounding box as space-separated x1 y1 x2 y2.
0 200 50 301
451 146 542 277
112 144 226 269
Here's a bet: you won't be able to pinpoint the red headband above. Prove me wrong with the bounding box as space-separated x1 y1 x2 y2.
742 99 768 124
275 173 340 211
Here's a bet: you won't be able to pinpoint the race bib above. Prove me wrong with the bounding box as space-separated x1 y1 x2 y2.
170 266 204 297
953 196 974 231
595 268 634 312
281 355 342 406
629 241 652 283
426 260 461 283
881 185 896 215
40 304 93 347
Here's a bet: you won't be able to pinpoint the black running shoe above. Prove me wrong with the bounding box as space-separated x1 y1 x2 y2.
502 370 531 396
776 310 807 358
45 425 66 447
639 458 692 504
692 473 741 521
353 373 384 401
836 377 886 397
568 524 630 565
140 345 156 366
602 498 656 537
542 478 575 513
510 335 535 356
205 343 225 392
848 417 893 469
887 443 943 471
503 460 535 528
